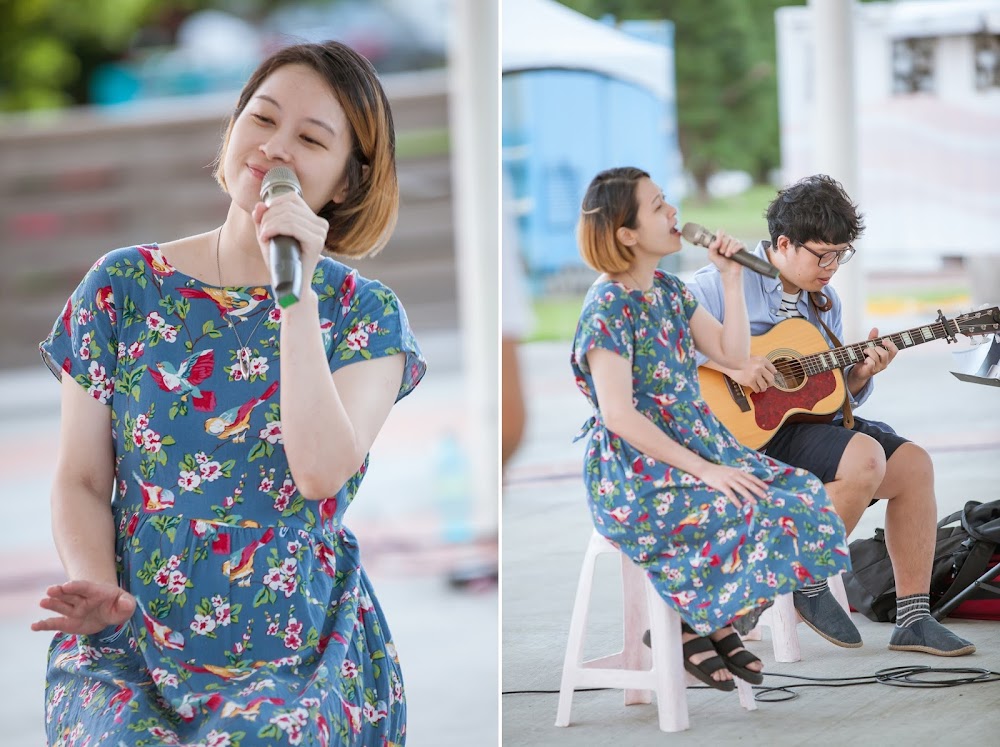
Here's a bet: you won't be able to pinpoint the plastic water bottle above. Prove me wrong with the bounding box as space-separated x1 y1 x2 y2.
435 433 474 544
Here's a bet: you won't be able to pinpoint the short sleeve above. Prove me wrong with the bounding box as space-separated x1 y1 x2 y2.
572 284 635 375
672 275 699 321
326 271 426 402
39 253 119 405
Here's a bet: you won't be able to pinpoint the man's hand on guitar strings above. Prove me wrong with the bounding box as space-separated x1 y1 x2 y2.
733 356 778 393
848 327 899 386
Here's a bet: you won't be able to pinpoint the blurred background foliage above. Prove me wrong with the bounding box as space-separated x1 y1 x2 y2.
0 0 445 113
1 0 199 111
559 0 878 200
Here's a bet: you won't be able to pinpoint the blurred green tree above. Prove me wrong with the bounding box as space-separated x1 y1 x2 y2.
558 0 876 199
0 0 284 112
559 0 784 199
0 0 162 111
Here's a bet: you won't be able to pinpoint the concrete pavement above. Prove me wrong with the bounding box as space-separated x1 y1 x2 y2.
0 329 499 747
502 293 1000 745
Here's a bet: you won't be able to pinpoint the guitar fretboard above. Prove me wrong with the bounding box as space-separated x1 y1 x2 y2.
799 319 960 375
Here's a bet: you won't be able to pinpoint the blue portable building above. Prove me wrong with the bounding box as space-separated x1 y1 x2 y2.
502 0 681 289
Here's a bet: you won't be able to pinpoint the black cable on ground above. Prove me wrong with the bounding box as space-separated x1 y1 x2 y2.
502 665 1000 702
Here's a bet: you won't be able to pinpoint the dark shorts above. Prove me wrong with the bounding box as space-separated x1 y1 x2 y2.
762 416 910 488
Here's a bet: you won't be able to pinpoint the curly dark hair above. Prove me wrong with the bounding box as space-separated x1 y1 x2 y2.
765 174 865 247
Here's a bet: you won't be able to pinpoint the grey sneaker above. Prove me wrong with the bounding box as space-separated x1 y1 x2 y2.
888 617 976 656
793 587 863 648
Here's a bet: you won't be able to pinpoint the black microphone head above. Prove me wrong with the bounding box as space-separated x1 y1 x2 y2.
261 166 301 202
680 222 714 248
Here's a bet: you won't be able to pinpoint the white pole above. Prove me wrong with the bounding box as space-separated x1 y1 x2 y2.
447 0 499 538
810 0 864 341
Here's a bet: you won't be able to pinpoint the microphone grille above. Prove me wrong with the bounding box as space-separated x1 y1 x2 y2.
680 222 712 247
261 166 301 199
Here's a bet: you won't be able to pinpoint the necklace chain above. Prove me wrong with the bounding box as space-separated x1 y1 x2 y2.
215 226 271 379
625 269 652 294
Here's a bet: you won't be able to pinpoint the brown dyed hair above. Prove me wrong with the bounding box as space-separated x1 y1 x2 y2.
214 41 398 258
577 167 650 274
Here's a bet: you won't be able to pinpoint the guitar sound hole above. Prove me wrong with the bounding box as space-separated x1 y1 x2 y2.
772 356 805 390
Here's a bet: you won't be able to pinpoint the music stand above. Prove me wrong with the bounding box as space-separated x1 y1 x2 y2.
950 333 1000 388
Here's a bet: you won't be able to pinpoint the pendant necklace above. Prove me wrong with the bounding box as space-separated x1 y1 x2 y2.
625 269 654 300
215 226 270 379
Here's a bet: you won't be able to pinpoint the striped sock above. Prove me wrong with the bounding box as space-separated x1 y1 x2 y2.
797 579 828 598
895 593 931 627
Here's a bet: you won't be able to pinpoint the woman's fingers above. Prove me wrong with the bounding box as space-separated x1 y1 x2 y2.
31 615 71 632
38 597 78 616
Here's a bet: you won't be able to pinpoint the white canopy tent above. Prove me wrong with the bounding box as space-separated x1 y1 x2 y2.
501 0 673 100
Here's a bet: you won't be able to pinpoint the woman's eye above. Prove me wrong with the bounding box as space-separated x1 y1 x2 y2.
251 113 273 125
301 135 321 146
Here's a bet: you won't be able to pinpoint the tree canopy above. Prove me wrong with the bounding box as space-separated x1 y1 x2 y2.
558 0 875 198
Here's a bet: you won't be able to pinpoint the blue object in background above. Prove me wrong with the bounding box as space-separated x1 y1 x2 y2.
502 19 680 290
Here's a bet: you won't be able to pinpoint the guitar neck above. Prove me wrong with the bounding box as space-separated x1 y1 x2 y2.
803 317 960 374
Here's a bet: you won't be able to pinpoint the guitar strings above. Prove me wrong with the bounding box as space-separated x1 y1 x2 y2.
762 321 957 379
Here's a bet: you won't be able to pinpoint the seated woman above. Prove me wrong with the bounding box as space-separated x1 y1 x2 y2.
570 167 851 689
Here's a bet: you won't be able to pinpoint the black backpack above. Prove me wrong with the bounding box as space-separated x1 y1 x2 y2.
843 500 1000 622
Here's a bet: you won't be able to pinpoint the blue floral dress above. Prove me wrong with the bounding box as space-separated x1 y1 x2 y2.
571 271 850 634
39 244 425 747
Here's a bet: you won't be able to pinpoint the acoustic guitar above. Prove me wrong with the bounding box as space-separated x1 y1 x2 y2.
699 307 1000 449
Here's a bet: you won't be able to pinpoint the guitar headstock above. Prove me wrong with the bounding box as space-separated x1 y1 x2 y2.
954 306 1000 337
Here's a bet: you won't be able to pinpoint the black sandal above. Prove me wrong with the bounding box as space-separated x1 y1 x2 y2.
711 631 764 685
680 624 736 692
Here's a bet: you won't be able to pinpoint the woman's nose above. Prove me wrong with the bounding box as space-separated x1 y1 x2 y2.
260 132 291 162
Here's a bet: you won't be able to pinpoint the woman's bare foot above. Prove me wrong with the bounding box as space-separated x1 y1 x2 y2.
681 628 734 684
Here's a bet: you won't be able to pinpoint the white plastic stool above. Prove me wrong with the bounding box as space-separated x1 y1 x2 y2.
742 573 851 662
555 531 757 733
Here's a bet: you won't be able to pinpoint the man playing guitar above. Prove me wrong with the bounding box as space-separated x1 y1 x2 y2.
687 174 975 656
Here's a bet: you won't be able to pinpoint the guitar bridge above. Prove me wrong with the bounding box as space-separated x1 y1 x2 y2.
724 374 751 413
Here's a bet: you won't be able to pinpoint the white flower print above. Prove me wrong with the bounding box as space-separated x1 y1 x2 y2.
214 603 231 627
141 429 162 453
166 570 188 595
205 731 232 747
259 421 283 444
345 326 369 351
146 311 165 331
199 461 222 482
190 613 217 635
178 470 201 491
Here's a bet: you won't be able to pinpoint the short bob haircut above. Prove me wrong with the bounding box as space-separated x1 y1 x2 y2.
214 40 398 258
577 166 650 274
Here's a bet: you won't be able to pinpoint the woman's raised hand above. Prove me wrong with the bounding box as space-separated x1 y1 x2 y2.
252 191 331 286
31 580 136 636
706 229 746 276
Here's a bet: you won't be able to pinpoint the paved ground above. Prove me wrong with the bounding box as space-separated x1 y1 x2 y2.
502 284 1000 745
0 329 498 747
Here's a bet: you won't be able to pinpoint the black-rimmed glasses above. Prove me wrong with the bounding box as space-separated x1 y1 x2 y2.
793 240 856 268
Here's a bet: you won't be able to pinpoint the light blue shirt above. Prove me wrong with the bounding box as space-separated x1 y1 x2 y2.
686 240 873 408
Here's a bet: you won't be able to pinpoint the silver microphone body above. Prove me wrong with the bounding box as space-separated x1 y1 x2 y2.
680 222 780 279
260 166 303 308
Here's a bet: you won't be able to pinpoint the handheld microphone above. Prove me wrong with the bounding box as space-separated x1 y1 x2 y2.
680 222 780 279
260 166 303 308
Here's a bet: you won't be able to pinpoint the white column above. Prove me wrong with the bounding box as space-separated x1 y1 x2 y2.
447 0 499 537
810 0 864 341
